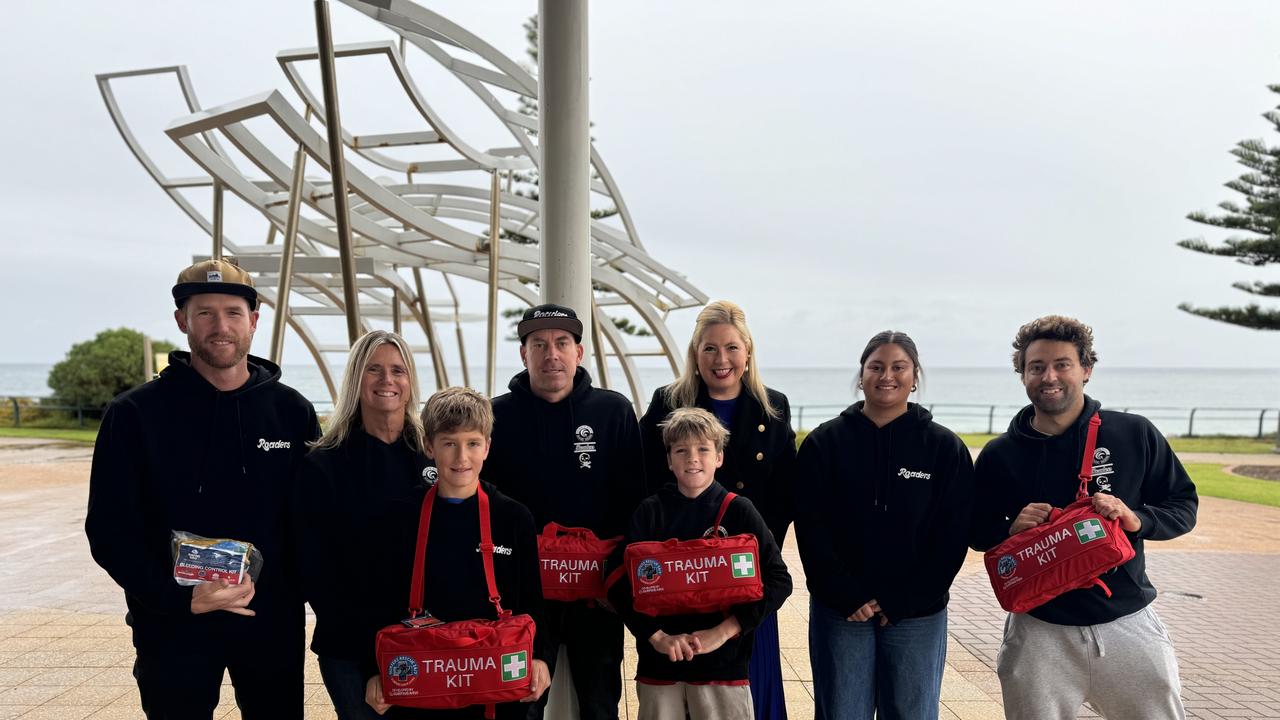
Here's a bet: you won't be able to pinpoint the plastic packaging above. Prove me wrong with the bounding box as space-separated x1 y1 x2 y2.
171 530 263 586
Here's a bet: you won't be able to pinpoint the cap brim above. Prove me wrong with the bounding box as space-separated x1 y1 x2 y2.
173 282 258 309
518 317 583 342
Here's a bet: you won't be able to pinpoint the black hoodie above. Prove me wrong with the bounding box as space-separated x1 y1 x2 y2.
357 480 553 690
794 402 973 623
485 367 646 539
606 481 792 683
86 352 320 654
294 428 430 661
971 396 1198 626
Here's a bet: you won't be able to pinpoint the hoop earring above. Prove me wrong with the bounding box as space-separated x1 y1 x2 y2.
911 385 918 392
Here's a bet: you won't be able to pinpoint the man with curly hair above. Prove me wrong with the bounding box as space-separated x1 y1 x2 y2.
970 315 1198 719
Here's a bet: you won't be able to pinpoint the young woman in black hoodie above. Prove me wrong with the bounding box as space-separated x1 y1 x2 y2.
794 331 973 720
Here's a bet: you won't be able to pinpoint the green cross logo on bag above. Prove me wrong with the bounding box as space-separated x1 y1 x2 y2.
731 552 756 578
1074 519 1106 544
501 651 527 682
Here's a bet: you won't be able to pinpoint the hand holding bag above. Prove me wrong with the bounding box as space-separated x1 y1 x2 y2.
622 492 764 617
983 414 1136 613
375 484 536 716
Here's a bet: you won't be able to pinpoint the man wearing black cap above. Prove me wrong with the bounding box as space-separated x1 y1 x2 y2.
485 303 646 719
86 258 319 719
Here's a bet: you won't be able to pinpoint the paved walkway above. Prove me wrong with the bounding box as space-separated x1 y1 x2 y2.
1 439 1277 718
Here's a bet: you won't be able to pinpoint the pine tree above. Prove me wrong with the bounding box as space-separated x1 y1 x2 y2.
1177 83 1280 329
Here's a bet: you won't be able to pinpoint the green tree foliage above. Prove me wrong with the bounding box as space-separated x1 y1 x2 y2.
47 328 176 408
1178 83 1280 329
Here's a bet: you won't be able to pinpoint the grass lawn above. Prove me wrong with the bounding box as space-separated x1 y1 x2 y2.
1185 463 1280 508
0 427 98 443
958 433 1276 454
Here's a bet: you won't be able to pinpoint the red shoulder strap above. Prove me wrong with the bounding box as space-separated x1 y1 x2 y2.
477 486 508 617
407 484 506 619
713 491 738 534
1076 413 1102 501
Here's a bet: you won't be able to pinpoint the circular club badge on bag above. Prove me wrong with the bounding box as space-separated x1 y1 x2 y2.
997 555 1017 579
388 655 420 686
637 558 662 585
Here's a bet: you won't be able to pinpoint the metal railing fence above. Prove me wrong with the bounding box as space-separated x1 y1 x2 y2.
4 396 1277 440
792 402 1280 439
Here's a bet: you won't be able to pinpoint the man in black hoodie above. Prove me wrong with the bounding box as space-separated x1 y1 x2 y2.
971 315 1197 720
86 259 319 719
485 304 646 720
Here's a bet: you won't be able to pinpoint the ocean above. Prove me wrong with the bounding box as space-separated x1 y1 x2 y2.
4 363 1278 437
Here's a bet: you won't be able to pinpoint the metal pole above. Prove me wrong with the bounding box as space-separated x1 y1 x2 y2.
486 171 502 397
211 181 224 260
270 118 310 364
314 0 361 346
1187 408 1197 438
538 0 592 347
11 398 19 428
590 301 609 389
413 267 448 389
143 336 154 382
392 289 402 335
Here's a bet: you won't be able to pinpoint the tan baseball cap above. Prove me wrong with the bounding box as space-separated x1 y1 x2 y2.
172 258 258 310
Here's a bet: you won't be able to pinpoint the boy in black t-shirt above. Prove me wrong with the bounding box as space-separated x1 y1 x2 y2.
363 387 551 718
608 407 792 720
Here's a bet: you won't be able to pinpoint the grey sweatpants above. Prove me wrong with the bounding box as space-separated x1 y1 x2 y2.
996 606 1185 720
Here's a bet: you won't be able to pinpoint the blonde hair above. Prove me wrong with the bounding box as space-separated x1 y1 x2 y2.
659 407 730 452
664 300 779 419
421 387 494 439
311 330 424 452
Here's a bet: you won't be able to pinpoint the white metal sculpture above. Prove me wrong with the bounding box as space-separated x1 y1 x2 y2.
96 0 706 408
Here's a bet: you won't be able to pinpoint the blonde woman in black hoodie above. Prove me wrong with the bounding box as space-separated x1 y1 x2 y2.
794 331 973 720
294 330 430 719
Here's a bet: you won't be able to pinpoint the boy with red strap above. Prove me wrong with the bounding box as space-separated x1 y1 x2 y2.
608 408 791 720
970 316 1198 720
363 388 552 718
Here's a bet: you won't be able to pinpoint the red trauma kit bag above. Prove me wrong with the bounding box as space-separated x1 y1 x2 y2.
537 523 622 602
622 492 764 617
376 484 535 716
984 413 1136 614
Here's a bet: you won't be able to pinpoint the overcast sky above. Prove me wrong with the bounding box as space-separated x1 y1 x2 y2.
4 1 1280 371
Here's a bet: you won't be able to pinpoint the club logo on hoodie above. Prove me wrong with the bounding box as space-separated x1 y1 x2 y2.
897 467 931 480
1092 446 1114 492
257 438 291 451
574 425 596 469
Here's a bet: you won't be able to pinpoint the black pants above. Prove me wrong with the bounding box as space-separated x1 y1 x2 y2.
526 601 623 720
133 640 303 720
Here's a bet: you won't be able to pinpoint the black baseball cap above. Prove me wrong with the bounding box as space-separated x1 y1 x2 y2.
517 303 583 343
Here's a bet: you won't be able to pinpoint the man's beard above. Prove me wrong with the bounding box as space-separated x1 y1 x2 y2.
193 333 251 369
1028 383 1074 416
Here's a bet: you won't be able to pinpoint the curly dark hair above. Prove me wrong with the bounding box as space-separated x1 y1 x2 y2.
1011 315 1098 374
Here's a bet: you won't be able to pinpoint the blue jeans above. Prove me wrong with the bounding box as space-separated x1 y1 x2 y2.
808 599 947 720
318 655 382 720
